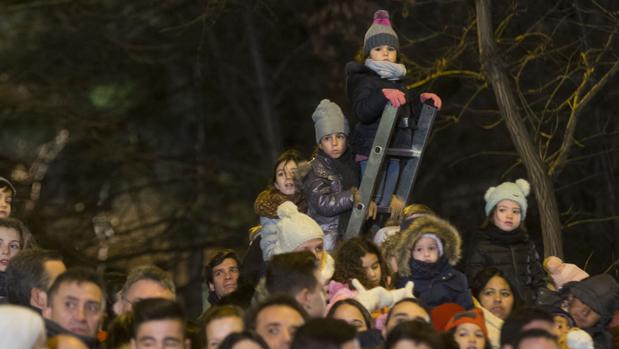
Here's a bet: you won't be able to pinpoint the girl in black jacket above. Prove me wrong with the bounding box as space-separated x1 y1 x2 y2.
346 10 441 218
465 179 546 304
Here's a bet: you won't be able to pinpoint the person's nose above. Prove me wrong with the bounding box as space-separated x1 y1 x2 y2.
282 329 293 349
74 307 87 322
493 293 502 304
0 244 9 256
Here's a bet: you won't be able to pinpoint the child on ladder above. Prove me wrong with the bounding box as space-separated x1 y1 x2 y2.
302 99 361 251
346 9 441 224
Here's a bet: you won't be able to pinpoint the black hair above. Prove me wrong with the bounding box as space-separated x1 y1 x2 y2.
5 249 64 307
514 329 559 349
105 312 133 349
470 267 522 310
266 251 318 296
219 331 270 349
332 237 388 288
385 320 443 349
47 267 106 310
205 250 240 284
500 307 554 347
385 297 431 326
270 149 304 186
245 294 308 330
291 318 357 349
326 298 373 331
0 176 16 199
132 298 187 338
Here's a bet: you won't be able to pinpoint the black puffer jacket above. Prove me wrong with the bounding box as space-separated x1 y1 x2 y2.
345 61 421 156
302 149 359 241
465 225 546 304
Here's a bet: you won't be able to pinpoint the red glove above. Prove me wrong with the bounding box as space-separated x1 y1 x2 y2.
420 92 442 110
382 89 406 108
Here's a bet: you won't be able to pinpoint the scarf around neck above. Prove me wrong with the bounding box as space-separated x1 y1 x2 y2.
254 188 306 219
484 224 528 245
409 255 449 280
365 59 407 80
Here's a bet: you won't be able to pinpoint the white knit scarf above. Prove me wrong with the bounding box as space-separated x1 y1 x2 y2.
365 59 407 80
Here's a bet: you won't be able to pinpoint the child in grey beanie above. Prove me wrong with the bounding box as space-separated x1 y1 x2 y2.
302 99 361 251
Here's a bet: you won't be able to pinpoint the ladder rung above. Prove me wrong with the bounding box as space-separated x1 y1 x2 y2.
386 147 422 157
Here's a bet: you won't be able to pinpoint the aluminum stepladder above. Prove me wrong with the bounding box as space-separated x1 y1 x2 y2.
343 102 438 240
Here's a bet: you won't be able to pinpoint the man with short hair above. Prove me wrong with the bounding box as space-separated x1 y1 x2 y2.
266 251 326 317
500 307 555 349
113 265 176 315
292 318 359 349
514 329 560 349
43 267 106 348
131 298 190 349
383 298 431 336
204 250 240 310
5 249 66 311
247 295 308 349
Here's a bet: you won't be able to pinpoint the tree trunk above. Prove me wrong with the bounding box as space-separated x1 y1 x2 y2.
475 0 563 257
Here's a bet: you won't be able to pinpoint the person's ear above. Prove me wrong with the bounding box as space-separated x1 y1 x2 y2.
42 305 52 319
185 338 191 349
131 338 138 349
295 288 310 310
30 288 48 310
113 298 124 316
208 282 215 292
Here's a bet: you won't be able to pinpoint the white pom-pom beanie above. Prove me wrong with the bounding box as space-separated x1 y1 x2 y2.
484 178 531 220
273 201 324 255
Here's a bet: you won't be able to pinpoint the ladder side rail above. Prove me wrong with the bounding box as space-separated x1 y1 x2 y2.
394 104 438 203
344 104 399 240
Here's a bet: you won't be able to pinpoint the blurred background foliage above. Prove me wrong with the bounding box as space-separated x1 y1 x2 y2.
0 0 618 314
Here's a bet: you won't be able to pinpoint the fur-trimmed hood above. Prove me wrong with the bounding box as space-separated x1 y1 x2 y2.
394 215 462 277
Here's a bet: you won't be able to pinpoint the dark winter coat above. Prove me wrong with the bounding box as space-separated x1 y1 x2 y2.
465 225 546 304
396 256 473 310
45 318 100 349
345 61 422 156
392 214 473 310
0 271 7 304
567 274 619 349
302 149 360 241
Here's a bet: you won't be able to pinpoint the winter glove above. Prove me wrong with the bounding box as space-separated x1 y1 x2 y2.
389 195 405 221
419 92 442 110
382 89 406 108
352 279 394 312
388 281 415 305
366 200 378 221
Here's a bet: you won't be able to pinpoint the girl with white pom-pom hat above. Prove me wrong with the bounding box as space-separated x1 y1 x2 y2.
272 201 335 283
464 179 546 304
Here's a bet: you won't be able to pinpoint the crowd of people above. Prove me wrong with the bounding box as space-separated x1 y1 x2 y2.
1 8 619 349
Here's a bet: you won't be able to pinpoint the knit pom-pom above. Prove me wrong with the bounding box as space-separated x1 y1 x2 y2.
484 186 496 202
277 201 298 219
373 10 392 26
515 178 531 197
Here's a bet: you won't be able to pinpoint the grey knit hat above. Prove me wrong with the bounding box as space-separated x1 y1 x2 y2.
484 179 530 220
312 99 349 144
363 10 399 56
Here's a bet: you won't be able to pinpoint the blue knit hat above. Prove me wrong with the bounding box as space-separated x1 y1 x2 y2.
484 179 530 220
